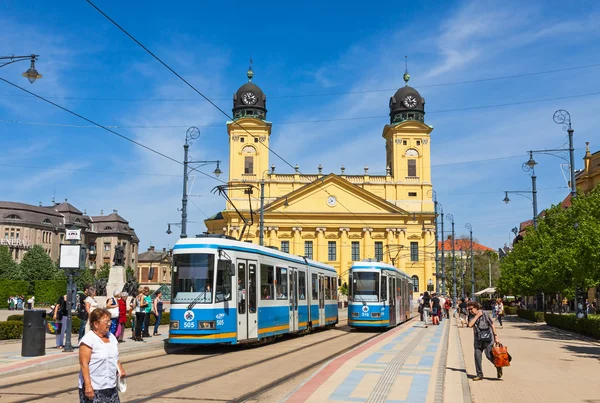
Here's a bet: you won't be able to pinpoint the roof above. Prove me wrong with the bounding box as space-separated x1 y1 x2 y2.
138 249 171 263
54 202 83 214
438 238 494 252
90 212 129 224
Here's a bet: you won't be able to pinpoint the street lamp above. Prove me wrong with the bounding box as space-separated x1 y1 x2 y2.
465 223 474 298
439 203 446 295
503 189 538 229
258 169 272 246
427 189 439 293
427 278 433 292
0 54 43 83
446 213 456 307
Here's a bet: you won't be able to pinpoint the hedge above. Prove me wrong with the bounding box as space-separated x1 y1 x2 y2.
7 314 24 321
504 306 518 315
34 280 67 307
545 314 600 339
517 309 545 322
0 321 24 340
0 280 30 309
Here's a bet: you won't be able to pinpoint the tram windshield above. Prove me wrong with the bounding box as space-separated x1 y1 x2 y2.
172 253 215 304
351 271 379 302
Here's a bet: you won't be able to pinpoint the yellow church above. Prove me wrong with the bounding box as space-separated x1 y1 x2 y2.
205 67 436 295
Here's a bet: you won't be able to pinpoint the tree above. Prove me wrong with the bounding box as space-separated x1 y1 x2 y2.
95 263 111 281
19 245 62 281
74 268 95 292
0 245 20 279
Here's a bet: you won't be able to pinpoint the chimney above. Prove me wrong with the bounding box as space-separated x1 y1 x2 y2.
162 248 166 252
149 246 155 252
65 198 68 202
100 209 103 216
39 201 42 207
113 209 118 213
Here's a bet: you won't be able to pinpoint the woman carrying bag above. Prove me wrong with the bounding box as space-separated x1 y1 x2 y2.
53 294 68 349
106 291 120 336
467 301 503 380
133 289 147 342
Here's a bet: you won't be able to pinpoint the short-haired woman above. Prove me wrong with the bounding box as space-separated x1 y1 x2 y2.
79 308 126 402
467 301 501 380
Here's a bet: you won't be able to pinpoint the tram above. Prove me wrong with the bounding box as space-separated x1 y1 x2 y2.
166 235 338 349
347 260 413 328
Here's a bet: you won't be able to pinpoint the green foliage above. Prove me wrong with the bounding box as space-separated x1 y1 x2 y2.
504 306 518 315
7 314 24 321
339 284 348 296
545 313 600 339
0 245 19 279
517 309 545 322
74 268 95 292
0 321 23 340
96 263 111 281
34 280 67 306
19 245 63 281
0 280 30 308
498 186 600 297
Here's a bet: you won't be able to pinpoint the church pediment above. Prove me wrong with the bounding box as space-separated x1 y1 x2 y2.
264 174 408 216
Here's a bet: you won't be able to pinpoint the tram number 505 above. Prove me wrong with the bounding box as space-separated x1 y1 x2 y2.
217 320 224 326
183 322 195 329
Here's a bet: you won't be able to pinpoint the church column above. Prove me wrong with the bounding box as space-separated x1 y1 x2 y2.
292 227 302 256
316 228 326 262
339 227 350 277
362 227 373 260
268 226 278 247
397 228 407 272
385 228 395 266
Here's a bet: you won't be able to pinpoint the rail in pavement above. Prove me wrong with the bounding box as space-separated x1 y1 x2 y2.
285 317 452 403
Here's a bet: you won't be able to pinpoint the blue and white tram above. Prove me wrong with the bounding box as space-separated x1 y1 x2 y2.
348 260 413 328
166 235 338 348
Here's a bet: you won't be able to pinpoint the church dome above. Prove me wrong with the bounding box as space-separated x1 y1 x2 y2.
232 66 267 120
388 69 425 124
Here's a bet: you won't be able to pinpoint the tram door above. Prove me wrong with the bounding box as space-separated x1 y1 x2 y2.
236 259 258 341
289 268 299 332
318 274 325 326
389 276 397 326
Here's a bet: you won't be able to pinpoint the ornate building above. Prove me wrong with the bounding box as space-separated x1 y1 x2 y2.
205 66 436 293
0 200 139 270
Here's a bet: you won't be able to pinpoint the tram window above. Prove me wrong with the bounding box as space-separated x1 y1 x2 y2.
312 273 318 299
352 272 379 302
331 277 338 299
261 264 274 300
172 253 214 304
237 263 246 314
215 261 233 302
249 263 257 313
324 276 331 299
276 267 288 299
298 271 306 300
381 276 387 301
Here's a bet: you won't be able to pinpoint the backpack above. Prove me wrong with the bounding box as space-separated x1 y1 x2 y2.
77 295 88 320
444 299 452 309
475 312 493 342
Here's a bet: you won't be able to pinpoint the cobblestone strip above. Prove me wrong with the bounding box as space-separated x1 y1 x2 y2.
433 319 450 403
455 319 472 403
365 327 427 403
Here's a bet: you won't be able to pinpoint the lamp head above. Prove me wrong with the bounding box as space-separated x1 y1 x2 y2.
503 192 510 204
213 162 222 177
166 224 172 235
525 152 537 169
22 57 42 84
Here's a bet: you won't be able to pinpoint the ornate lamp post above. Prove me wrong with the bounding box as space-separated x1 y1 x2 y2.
503 189 537 229
0 54 43 83
427 190 439 293
446 213 456 307
465 223 474 298
439 203 446 295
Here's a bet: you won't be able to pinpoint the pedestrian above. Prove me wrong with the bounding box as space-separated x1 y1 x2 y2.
8 296 14 311
53 294 68 349
444 297 452 320
106 291 120 336
458 297 468 327
422 292 431 325
418 293 424 321
467 301 502 380
78 308 126 402
439 295 446 320
495 298 504 328
84 287 99 335
152 290 163 336
142 287 152 338
77 289 89 341
117 292 128 343
130 290 139 340
430 293 441 325
133 288 147 341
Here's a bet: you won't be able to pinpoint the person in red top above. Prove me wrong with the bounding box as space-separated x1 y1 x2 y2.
117 292 128 343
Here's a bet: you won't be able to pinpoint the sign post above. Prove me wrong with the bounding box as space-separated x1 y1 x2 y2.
59 229 85 353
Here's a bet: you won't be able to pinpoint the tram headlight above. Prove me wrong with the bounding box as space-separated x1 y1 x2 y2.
197 320 216 329
351 312 359 317
371 312 381 318
170 321 180 329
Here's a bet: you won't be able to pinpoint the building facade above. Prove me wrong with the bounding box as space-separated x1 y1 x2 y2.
205 67 436 293
577 142 600 193
0 200 139 270
137 246 172 287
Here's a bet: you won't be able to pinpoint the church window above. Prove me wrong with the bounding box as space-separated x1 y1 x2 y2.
408 192 417 197
351 241 360 261
244 156 254 174
254 137 259 143
75 218 81 223
410 242 419 261
374 242 383 261
405 148 419 157
328 241 336 261
416 140 421 146
240 137 245 143
280 241 289 253
403 140 407 145
304 241 313 259
412 275 419 292
408 160 417 177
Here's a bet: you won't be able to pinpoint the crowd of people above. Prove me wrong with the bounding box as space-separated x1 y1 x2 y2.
6 295 35 310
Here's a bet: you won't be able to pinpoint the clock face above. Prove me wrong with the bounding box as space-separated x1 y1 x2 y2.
327 196 337 207
242 91 257 105
404 95 418 108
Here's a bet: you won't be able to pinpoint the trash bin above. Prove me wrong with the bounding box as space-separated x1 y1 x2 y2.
22 309 46 357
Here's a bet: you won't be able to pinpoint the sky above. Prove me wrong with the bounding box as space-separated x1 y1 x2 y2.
1 0 600 252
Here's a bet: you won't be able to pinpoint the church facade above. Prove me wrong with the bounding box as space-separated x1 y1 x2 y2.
205 67 436 294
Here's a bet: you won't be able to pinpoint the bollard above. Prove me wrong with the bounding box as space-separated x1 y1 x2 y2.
21 310 46 357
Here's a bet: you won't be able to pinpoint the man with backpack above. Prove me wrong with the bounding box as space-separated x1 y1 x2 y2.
467 301 502 380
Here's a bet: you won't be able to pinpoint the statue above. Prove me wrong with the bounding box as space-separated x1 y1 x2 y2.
113 244 125 266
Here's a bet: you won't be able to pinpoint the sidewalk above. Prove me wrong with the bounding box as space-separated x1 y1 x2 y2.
285 317 451 403
458 315 600 402
0 324 169 378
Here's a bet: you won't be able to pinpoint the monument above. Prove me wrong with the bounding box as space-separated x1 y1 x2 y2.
106 244 127 298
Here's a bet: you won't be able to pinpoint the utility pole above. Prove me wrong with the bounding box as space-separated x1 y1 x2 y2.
440 208 445 295
447 213 456 307
434 197 439 293
488 255 492 288
259 177 265 246
465 223 474 298
181 135 190 238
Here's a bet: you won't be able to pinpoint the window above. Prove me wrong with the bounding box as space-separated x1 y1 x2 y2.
260 264 274 300
15 231 19 239
416 140 421 146
381 275 387 301
311 273 318 299
298 271 306 300
331 277 338 299
324 276 331 299
244 156 254 174
410 242 419 261
240 137 245 143
237 263 246 314
412 275 419 292
42 218 51 224
6 214 21 220
148 266 155 281
104 226 112 231
408 160 417 177
4 231 8 239
276 267 288 299
75 218 81 223
254 137 259 143
403 140 407 145
374 242 383 261
304 241 313 260
104 243 110 252
280 241 289 253
215 260 233 302
352 271 379 302
351 241 360 261
327 241 336 261
408 192 417 197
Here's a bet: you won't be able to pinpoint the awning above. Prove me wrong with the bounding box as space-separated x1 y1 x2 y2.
474 287 496 296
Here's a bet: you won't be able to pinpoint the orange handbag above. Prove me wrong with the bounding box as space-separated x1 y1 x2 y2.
492 343 511 367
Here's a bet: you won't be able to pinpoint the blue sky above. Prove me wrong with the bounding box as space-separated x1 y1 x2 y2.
1 0 600 251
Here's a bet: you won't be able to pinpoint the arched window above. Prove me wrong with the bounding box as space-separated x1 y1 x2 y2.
405 148 419 177
75 218 81 223
412 275 419 292
6 214 21 220
42 218 52 224
242 146 256 174
104 226 113 231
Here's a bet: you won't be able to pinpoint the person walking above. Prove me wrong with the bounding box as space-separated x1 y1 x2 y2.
84 287 99 335
152 290 163 336
78 308 126 402
430 293 441 325
467 301 502 380
106 291 120 336
418 293 424 321
142 287 152 338
133 288 147 341
422 292 431 325
495 298 505 329
53 294 68 349
458 297 468 327
117 292 128 343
